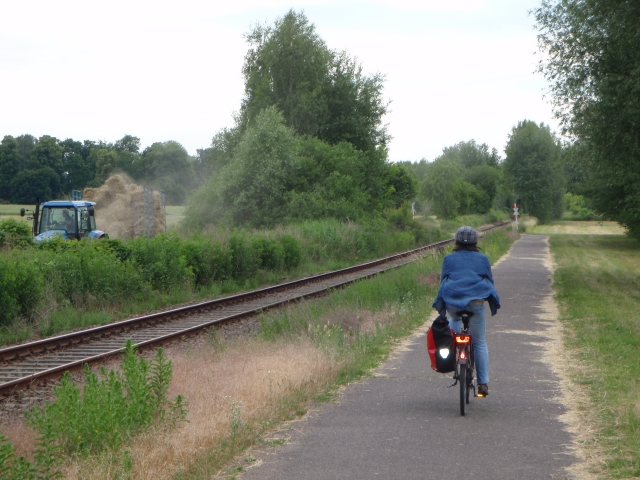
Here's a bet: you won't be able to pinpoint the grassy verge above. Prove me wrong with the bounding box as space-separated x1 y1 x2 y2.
550 234 640 478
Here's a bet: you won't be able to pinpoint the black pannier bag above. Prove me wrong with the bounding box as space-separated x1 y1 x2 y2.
426 313 456 373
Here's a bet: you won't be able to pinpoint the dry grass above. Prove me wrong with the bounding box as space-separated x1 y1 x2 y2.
530 220 626 235
1 419 38 460
61 336 339 479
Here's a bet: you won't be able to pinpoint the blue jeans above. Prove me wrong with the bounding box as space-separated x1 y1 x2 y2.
447 303 489 385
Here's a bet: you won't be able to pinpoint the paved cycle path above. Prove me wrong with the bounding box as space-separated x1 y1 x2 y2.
242 235 577 479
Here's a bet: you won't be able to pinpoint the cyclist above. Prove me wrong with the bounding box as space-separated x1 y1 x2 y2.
432 226 500 397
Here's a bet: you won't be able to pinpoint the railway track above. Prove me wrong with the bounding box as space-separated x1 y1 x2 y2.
0 221 511 396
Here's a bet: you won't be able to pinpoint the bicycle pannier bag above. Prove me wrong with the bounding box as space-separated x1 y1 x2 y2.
426 313 456 373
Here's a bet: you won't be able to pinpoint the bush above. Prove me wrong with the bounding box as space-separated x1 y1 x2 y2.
34 242 148 306
182 235 232 285
0 253 43 325
27 341 187 455
0 219 32 249
252 236 285 271
281 234 301 269
129 234 193 291
228 233 259 278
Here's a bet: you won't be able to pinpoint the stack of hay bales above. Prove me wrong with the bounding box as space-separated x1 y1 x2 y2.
84 175 166 239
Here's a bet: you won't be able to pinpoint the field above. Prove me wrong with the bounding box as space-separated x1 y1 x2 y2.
528 220 626 235
165 205 185 228
0 204 32 223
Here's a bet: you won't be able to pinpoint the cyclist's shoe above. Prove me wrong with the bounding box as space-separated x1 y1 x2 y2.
477 384 489 397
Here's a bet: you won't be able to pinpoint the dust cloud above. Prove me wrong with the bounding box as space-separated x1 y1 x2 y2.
83 174 166 239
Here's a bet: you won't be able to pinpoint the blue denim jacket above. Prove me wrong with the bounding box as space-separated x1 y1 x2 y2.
432 250 500 316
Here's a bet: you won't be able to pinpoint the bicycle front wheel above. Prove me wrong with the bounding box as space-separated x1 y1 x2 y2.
459 363 467 416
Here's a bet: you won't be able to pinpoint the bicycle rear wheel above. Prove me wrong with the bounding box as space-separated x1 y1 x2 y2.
467 347 474 404
459 363 467 416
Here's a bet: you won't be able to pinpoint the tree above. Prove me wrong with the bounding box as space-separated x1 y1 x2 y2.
463 165 501 210
91 149 119 186
140 141 195 204
440 140 500 169
503 120 564 224
535 0 640 235
60 139 94 194
15 134 36 170
0 136 20 200
241 10 389 153
397 159 430 182
384 164 416 209
10 167 60 203
194 128 241 182
320 50 389 152
186 107 300 228
30 136 63 174
420 159 463 219
242 10 332 138
114 135 140 154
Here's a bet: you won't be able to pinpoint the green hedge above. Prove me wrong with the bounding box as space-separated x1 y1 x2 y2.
0 214 444 327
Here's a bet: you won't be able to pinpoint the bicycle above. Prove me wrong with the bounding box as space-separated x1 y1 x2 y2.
449 310 483 416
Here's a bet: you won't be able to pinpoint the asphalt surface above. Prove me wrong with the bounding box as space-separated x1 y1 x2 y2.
241 235 576 479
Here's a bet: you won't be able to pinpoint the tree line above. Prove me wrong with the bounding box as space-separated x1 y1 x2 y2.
0 134 200 205
7 5 620 232
400 120 566 225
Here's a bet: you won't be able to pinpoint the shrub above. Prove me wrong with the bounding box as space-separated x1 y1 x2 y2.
129 234 193 291
0 219 32 249
27 341 187 455
0 253 43 325
34 242 148 306
182 235 232 285
281 234 301 269
252 236 285 271
228 233 258 278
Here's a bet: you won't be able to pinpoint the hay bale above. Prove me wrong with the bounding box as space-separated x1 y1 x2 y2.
104 175 128 194
81 174 167 239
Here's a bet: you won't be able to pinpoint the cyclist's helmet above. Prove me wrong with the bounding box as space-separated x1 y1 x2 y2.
455 226 478 245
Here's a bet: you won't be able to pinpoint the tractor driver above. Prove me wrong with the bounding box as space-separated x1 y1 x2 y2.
62 209 76 234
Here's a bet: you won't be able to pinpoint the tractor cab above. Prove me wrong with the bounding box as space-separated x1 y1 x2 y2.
21 200 108 242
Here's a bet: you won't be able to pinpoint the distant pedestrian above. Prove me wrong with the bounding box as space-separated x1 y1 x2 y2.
432 226 500 396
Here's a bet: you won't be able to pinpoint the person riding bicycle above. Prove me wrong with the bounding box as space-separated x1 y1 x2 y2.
432 226 500 397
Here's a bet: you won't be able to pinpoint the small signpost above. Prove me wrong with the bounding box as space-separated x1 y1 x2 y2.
512 203 521 231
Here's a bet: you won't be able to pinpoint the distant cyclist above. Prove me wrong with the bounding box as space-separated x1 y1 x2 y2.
433 226 500 397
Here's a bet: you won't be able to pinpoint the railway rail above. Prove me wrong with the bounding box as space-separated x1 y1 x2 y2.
0 221 512 396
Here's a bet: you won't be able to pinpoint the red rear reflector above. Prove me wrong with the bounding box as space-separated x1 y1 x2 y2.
455 335 470 344
460 351 466 359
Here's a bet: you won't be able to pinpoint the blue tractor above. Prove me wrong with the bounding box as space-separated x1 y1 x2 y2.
20 198 108 242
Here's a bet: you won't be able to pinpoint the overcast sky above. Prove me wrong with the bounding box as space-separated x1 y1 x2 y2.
1 0 554 162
